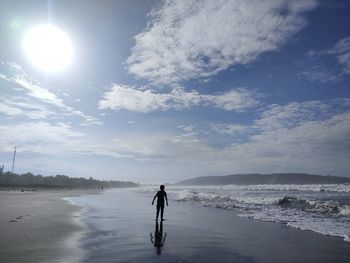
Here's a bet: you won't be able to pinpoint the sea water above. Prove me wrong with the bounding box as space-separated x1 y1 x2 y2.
140 184 350 242
68 186 350 262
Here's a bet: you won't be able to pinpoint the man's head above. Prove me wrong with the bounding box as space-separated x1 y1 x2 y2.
160 185 165 190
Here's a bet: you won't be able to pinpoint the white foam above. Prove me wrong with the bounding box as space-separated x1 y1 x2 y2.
340 206 350 216
160 184 350 242
220 184 350 193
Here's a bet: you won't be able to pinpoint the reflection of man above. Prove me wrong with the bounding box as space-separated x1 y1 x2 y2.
150 221 167 254
152 185 168 221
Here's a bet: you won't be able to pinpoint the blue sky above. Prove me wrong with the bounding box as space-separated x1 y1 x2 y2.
0 0 349 183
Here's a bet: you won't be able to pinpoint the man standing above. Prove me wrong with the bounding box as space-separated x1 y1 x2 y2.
152 185 168 221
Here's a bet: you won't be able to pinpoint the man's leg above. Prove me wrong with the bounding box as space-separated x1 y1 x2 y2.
156 204 160 220
160 205 164 220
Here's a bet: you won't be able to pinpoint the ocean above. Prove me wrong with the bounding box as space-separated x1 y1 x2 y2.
69 185 350 262
157 184 350 242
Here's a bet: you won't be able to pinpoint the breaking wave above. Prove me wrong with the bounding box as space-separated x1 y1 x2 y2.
221 184 350 193
163 184 350 242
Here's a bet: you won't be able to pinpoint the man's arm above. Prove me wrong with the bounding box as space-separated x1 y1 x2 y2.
165 192 168 206
152 192 158 205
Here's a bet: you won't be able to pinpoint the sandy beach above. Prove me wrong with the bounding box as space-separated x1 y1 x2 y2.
0 189 97 263
71 188 350 263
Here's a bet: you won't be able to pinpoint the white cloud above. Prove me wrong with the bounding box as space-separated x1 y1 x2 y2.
0 121 159 159
126 98 349 172
0 99 23 116
177 99 350 176
207 88 259 111
172 125 199 144
296 65 343 83
0 62 102 125
206 111 349 177
98 84 171 112
210 124 247 135
1 98 349 177
0 122 85 154
99 84 258 113
14 77 67 108
297 36 350 83
123 98 350 176
328 37 350 74
0 96 54 119
127 0 317 84
254 99 350 131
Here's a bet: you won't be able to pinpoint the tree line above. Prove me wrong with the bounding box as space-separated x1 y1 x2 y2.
0 171 139 188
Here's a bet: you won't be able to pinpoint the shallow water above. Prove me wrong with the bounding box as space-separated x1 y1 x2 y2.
70 187 350 263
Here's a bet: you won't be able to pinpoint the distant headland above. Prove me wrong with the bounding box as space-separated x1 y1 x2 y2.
175 173 350 186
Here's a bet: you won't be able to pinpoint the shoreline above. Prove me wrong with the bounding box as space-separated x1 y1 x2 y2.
61 196 89 263
0 189 100 263
61 190 103 261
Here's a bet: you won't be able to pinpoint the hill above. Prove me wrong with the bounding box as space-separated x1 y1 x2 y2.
176 173 350 186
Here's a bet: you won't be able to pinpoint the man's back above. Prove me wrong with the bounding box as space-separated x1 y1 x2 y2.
156 190 167 205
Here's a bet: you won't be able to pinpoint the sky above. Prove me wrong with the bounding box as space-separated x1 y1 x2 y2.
0 0 349 183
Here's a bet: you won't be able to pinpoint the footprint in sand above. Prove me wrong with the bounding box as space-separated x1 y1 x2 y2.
9 215 26 222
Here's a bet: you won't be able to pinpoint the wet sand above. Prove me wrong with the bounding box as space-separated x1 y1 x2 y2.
72 189 350 263
0 189 97 263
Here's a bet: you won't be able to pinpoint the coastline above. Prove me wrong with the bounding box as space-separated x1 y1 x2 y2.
0 189 99 263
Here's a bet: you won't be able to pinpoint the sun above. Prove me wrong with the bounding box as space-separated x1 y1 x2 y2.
23 25 73 72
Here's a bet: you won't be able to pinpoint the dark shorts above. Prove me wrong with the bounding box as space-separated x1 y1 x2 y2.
156 203 164 210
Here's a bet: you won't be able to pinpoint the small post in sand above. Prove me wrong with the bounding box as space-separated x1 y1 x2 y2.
11 146 16 174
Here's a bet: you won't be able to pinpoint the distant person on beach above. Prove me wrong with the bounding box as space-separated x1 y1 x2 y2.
152 185 168 221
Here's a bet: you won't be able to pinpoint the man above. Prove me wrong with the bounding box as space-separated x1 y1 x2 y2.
152 185 168 221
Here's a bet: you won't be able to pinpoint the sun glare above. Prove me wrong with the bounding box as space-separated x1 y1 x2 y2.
23 25 73 72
